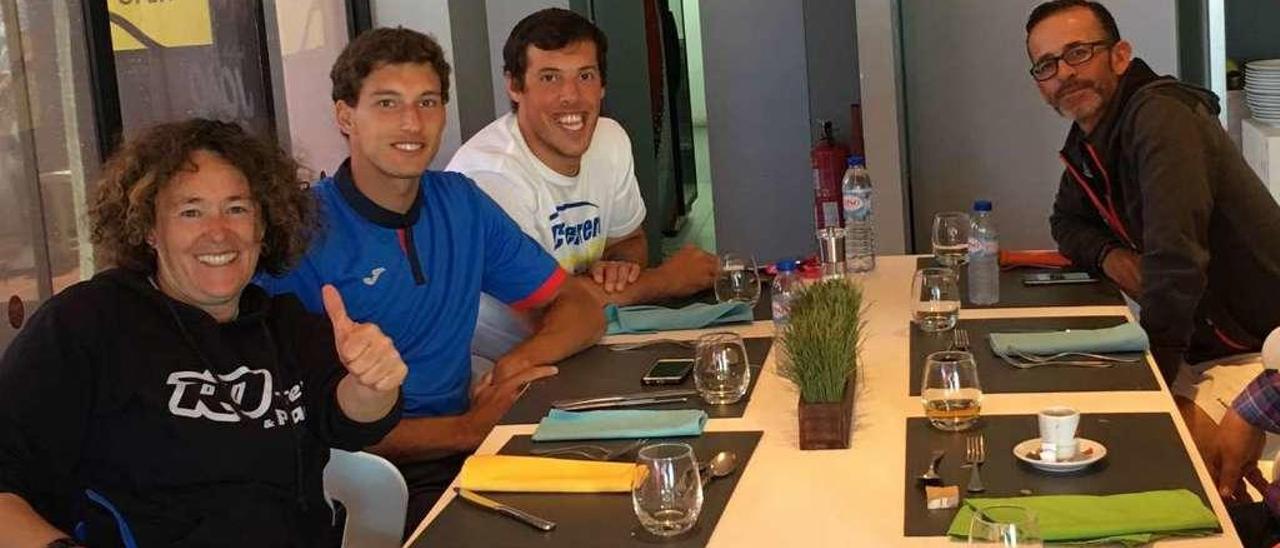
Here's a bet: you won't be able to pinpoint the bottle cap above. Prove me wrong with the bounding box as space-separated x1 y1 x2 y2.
973 200 993 212
775 259 798 272
847 155 866 167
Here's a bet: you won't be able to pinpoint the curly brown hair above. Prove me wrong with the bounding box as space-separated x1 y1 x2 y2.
90 118 317 275
331 27 452 106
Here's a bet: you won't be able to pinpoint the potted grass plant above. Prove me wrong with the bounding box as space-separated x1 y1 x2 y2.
778 278 865 450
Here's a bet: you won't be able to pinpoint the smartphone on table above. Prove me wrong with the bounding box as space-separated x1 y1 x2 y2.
642 358 695 385
1022 271 1100 286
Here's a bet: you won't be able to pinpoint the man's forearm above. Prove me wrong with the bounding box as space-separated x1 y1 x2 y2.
603 231 648 266
580 267 693 307
364 415 482 464
505 277 605 366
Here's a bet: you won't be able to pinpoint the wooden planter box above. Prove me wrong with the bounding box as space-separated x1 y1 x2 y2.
797 379 855 450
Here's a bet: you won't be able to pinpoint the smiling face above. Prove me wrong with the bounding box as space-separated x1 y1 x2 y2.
1027 6 1132 133
508 39 604 177
150 150 263 321
336 62 446 196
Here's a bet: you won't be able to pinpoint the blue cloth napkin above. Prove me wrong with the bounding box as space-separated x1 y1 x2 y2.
531 409 709 442
604 302 753 335
988 322 1150 356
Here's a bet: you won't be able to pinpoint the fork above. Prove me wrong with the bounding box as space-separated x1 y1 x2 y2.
951 328 971 352
608 339 695 352
998 354 1120 369
529 438 648 461
965 434 986 493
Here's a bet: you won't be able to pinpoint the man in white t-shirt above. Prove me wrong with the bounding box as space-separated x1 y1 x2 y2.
449 8 717 357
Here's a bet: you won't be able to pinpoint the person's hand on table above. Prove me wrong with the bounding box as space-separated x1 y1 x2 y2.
657 245 719 296
591 260 642 294
1101 247 1142 299
1209 407 1270 503
463 365 558 449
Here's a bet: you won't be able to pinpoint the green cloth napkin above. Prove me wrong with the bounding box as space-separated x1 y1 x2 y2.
531 409 708 441
604 302 753 335
988 322 1149 356
947 490 1220 546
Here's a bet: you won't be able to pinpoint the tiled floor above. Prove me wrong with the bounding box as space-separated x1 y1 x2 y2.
660 125 716 259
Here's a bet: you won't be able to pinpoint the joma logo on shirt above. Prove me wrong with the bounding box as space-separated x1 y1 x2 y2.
552 217 602 250
167 366 305 428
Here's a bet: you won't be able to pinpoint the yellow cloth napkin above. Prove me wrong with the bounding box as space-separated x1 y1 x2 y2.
456 455 638 493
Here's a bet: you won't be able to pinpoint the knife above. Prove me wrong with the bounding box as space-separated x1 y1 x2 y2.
556 396 690 412
552 388 699 410
454 488 557 531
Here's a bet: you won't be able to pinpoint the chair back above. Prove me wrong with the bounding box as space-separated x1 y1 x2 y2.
324 449 407 548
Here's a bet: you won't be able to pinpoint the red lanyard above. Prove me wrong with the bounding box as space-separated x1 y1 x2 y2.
1059 142 1136 249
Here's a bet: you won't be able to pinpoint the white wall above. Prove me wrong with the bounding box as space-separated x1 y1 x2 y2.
375 0 464 171
274 0 350 176
484 0 569 119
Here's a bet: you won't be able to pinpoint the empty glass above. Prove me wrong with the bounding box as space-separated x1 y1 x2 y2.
968 505 1043 547
632 443 703 537
933 212 972 267
921 350 983 432
912 268 961 332
714 252 761 306
694 332 752 405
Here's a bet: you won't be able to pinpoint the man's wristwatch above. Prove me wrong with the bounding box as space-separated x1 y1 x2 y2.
46 538 84 548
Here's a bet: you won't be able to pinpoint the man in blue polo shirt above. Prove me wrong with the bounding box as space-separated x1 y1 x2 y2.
256 27 604 533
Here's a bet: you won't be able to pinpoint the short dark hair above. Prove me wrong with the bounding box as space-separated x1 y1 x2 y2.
330 27 452 106
1026 0 1121 43
503 8 608 96
90 119 317 275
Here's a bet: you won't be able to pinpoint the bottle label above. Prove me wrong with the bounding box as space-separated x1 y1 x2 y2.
967 237 998 256
843 189 872 222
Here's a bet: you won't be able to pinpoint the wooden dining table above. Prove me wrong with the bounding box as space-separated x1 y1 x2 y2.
405 255 1243 547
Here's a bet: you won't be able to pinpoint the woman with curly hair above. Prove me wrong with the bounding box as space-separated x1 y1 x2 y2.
0 118 407 546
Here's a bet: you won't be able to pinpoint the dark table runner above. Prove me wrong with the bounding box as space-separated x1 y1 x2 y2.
903 413 1217 537
501 337 775 425
914 257 1124 308
909 316 1160 396
414 431 764 548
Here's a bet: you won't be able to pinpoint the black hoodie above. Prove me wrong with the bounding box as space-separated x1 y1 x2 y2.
0 268 401 546
1051 58 1280 382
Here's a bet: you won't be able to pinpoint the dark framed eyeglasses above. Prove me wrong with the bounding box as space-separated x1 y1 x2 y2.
1029 40 1115 81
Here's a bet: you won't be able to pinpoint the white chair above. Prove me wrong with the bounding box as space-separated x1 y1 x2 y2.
324 449 407 548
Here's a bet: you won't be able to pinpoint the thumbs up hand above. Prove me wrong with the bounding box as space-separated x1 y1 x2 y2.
323 284 407 394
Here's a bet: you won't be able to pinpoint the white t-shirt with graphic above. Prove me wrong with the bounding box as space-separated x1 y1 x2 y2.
447 113 647 275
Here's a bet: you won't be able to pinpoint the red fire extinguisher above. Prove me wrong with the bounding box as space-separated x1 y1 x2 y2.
811 120 849 230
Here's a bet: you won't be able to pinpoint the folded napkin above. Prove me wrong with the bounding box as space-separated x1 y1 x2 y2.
532 408 708 442
457 455 636 493
605 302 752 335
988 322 1149 356
948 490 1220 545
999 249 1073 269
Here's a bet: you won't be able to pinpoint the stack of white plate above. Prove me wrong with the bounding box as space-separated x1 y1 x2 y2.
1246 59 1280 127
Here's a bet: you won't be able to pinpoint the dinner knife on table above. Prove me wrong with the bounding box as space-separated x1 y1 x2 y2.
454 488 557 531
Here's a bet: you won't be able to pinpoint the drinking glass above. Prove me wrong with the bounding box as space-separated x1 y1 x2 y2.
911 268 961 332
968 505 1043 547
632 443 703 537
694 332 752 404
933 212 972 267
921 350 983 431
714 252 761 306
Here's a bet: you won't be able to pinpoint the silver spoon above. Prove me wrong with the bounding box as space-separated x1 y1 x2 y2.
700 451 739 487
918 450 945 485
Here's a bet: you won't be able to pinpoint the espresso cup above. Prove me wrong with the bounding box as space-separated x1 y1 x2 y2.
1038 406 1080 463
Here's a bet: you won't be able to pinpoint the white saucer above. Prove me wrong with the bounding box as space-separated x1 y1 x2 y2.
1013 438 1107 473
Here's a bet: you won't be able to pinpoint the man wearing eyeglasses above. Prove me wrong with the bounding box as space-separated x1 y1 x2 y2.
1027 0 1280 493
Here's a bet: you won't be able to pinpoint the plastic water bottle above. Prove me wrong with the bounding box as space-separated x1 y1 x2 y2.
771 260 801 327
967 200 999 305
842 156 875 272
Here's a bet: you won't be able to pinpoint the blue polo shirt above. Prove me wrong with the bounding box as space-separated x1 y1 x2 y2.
257 161 565 417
